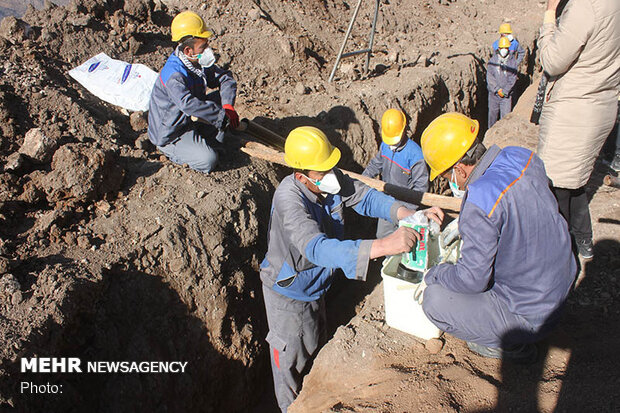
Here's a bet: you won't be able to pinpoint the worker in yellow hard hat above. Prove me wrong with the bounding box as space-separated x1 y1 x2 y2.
487 36 518 128
415 112 576 363
492 22 525 65
261 126 443 411
363 108 429 237
147 11 239 173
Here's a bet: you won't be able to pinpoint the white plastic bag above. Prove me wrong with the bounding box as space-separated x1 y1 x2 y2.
68 53 158 112
399 209 441 237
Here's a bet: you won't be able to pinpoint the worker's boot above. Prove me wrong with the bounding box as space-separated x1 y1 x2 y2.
466 341 538 364
576 238 594 260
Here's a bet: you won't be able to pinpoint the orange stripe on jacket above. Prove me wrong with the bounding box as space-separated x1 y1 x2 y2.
488 152 534 218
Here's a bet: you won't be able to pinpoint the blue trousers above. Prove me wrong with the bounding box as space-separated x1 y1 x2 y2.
262 284 326 412
422 284 559 349
157 124 224 173
488 92 513 128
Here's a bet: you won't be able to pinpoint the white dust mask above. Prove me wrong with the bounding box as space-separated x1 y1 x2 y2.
196 48 216 68
506 34 514 42
449 169 466 198
499 48 509 58
305 171 341 195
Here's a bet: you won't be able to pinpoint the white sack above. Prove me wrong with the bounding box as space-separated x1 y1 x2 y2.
69 53 158 112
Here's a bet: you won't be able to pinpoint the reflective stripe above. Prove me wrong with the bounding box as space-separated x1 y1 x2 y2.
380 154 410 174
274 348 280 369
488 151 534 217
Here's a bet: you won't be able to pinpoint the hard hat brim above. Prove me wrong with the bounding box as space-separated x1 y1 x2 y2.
285 147 341 171
429 168 441 181
382 130 404 146
311 147 341 171
193 29 213 39
171 29 213 42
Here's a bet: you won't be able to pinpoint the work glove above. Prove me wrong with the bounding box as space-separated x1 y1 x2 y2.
439 218 460 249
413 278 427 305
223 104 239 129
497 89 505 98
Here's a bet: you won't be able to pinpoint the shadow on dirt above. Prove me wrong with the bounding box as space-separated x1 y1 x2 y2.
472 238 620 412
0 260 255 413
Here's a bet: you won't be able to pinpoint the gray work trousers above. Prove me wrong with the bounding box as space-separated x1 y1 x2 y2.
422 284 559 349
488 92 512 128
157 124 224 173
262 284 326 412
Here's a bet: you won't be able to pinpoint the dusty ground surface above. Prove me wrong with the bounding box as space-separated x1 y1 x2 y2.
0 0 617 411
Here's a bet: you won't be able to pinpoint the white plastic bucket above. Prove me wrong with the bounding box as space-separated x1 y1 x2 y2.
381 255 441 340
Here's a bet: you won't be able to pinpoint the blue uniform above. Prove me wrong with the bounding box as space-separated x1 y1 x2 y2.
492 38 525 65
487 52 519 127
363 139 429 237
423 145 576 348
260 169 404 411
147 51 237 172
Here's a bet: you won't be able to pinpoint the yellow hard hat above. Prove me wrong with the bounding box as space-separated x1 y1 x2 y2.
420 113 479 180
381 109 407 145
498 37 511 49
499 23 512 34
284 126 341 171
171 11 213 42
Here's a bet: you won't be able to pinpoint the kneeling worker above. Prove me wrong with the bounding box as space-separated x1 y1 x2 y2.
418 113 576 362
260 126 443 411
148 11 239 173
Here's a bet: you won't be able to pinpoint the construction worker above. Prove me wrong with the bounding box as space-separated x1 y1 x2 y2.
417 113 576 362
492 23 525 65
260 126 443 411
487 37 518 128
363 109 429 237
147 11 239 173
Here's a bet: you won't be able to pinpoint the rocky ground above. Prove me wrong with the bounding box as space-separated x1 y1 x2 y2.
0 0 617 412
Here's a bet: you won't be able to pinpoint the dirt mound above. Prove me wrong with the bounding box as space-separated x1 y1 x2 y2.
42 143 124 205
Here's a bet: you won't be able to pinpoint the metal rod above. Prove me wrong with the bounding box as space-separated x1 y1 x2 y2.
364 0 380 73
328 0 364 83
341 49 372 58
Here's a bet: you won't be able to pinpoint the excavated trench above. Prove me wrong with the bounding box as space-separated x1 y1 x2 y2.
0 0 545 411
1 52 538 413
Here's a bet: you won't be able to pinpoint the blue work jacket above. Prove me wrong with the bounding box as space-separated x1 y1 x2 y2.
260 169 404 302
363 138 429 207
425 145 576 323
147 52 237 146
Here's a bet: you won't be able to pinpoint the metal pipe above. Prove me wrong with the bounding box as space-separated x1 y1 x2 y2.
341 49 372 58
364 0 380 73
236 119 286 150
329 0 364 83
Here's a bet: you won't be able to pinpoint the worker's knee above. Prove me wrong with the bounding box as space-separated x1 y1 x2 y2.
422 284 446 321
190 149 219 173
